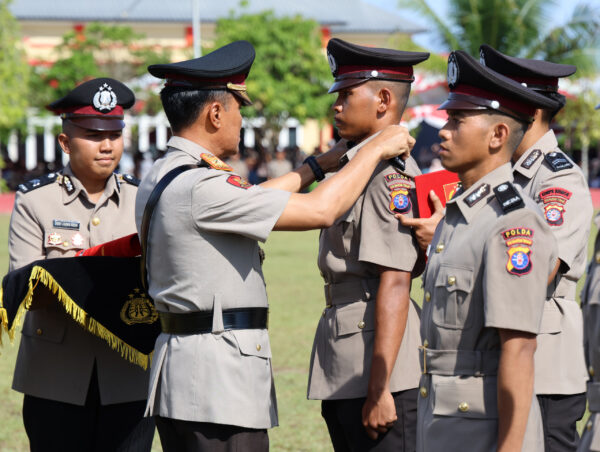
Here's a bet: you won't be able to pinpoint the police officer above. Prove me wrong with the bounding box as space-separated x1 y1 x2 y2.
8 78 154 451
417 51 559 451
479 44 592 452
306 38 428 451
135 40 414 452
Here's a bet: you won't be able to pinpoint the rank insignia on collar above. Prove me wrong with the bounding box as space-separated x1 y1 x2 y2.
501 227 534 276
47 232 62 246
62 175 75 194
226 174 253 189
389 183 412 214
120 288 158 325
200 153 233 172
521 149 542 169
464 183 490 207
545 151 573 172
539 187 572 226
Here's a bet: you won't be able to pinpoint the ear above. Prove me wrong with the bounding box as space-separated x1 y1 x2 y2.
489 122 510 151
57 133 71 155
207 101 225 130
376 87 392 113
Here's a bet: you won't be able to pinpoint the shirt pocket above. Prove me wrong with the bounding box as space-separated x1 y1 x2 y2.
21 309 66 344
431 265 474 330
433 376 498 420
43 230 87 257
335 301 375 337
231 329 272 359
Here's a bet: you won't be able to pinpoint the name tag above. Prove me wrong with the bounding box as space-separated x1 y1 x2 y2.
52 219 80 230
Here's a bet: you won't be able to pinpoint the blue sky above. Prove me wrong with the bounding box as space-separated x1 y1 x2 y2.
363 0 581 52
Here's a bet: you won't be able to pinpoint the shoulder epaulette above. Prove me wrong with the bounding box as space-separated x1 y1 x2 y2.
118 173 140 187
544 151 573 172
200 153 233 171
17 172 59 194
493 182 524 214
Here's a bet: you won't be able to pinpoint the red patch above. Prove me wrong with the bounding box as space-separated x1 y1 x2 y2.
227 175 253 189
539 187 571 226
501 228 534 276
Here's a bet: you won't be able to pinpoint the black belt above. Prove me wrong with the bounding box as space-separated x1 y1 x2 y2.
159 307 268 335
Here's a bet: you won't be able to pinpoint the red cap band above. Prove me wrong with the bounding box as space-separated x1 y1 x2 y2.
453 84 536 117
336 65 413 78
57 105 124 117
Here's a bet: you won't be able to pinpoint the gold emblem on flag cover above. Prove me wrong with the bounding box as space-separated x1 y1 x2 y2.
120 288 158 325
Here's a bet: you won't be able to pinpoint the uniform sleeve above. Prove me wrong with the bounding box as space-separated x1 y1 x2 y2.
191 172 291 242
8 192 45 271
535 169 592 273
483 209 558 334
357 163 419 271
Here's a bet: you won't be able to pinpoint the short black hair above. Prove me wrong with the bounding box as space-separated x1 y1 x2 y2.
367 80 411 115
485 112 528 152
160 87 230 133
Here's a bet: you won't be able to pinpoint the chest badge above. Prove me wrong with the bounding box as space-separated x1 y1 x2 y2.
120 289 158 325
71 233 84 248
47 232 62 246
501 227 534 276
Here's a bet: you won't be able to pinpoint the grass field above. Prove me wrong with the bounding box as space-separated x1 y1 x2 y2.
0 214 597 451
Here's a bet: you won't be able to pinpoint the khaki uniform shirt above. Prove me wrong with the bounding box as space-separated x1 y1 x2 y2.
307 137 422 400
513 130 592 395
577 214 600 451
9 164 148 405
418 163 557 452
135 136 290 429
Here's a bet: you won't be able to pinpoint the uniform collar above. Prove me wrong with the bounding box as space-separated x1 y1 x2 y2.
448 162 513 224
339 131 381 166
513 129 558 179
167 136 213 161
61 164 121 205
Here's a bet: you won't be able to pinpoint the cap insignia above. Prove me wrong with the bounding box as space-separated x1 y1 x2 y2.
327 52 337 75
447 54 459 88
93 83 118 112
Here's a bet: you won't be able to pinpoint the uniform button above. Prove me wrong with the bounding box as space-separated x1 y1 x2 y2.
590 366 595 377
92 217 100 226
256 344 262 351
419 386 428 398
447 276 456 286
36 328 42 336
587 420 593 431
458 402 469 412
63 241 69 247
423 339 429 347
435 243 445 253
425 291 431 302
322 310 326 317
358 320 365 329
596 252 600 264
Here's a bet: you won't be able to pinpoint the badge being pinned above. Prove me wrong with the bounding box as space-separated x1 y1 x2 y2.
227 175 253 189
200 153 233 172
501 227 534 276
539 187 572 226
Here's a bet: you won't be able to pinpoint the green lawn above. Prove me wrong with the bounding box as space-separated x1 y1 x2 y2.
0 214 597 451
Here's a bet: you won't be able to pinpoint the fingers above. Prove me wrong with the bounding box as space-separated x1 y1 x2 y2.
365 426 379 441
429 190 444 213
396 213 426 228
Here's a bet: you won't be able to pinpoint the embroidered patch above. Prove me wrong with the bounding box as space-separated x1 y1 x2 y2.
545 152 573 172
384 172 410 185
200 153 233 172
521 149 542 169
443 181 461 201
227 175 253 189
389 188 412 214
52 219 80 230
120 288 158 325
464 183 490 207
539 187 572 226
47 232 62 246
501 227 534 276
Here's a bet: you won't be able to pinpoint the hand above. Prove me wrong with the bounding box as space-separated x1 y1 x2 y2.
369 125 415 161
316 139 348 173
396 190 444 251
362 391 397 441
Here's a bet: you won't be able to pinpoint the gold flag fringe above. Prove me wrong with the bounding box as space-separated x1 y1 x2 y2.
0 266 152 370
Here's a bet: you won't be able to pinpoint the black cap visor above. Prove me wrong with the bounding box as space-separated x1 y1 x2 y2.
65 117 125 131
438 93 534 122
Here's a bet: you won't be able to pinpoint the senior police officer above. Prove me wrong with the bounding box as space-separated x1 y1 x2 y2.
135 40 414 452
479 44 592 452
417 51 560 451
8 78 154 451
306 38 428 452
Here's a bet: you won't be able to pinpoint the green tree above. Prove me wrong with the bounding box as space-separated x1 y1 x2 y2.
214 10 332 152
29 22 172 109
400 0 600 75
0 0 30 132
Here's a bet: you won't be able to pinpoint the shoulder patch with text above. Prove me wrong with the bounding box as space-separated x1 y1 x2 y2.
385 172 413 214
227 175 253 189
544 151 573 172
539 187 572 226
501 227 534 276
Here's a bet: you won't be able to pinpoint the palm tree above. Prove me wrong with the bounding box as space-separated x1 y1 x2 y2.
400 0 600 76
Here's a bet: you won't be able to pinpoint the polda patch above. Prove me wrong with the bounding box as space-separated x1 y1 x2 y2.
501 227 534 276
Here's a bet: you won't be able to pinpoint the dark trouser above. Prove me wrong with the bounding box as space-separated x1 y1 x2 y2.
321 388 418 452
23 367 154 452
538 393 587 452
155 417 269 452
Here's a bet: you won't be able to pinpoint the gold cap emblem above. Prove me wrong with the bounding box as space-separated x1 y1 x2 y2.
120 288 158 325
